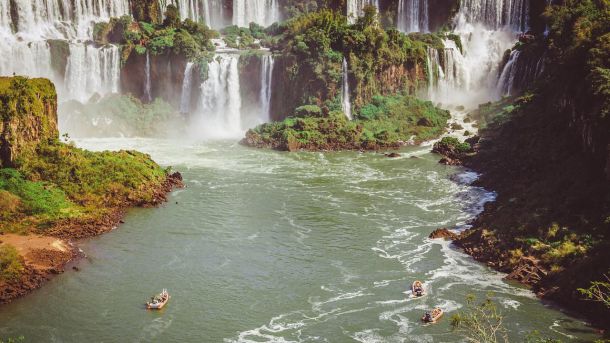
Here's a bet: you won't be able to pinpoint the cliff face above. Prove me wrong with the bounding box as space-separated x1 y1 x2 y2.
121 50 189 108
0 77 58 168
446 0 610 328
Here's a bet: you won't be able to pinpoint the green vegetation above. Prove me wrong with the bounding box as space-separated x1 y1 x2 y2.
94 6 217 63
0 77 172 234
0 245 24 282
451 295 561 343
221 23 275 49
243 94 449 151
579 273 610 308
451 295 509 343
267 7 447 116
454 0 610 328
436 137 471 154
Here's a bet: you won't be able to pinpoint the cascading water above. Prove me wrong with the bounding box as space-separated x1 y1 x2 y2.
0 0 127 102
260 55 274 123
458 0 530 31
233 0 279 27
195 54 243 138
496 50 521 96
180 62 195 114
342 58 352 120
65 44 121 103
425 0 518 109
158 0 223 28
144 51 152 103
347 0 379 24
397 0 429 33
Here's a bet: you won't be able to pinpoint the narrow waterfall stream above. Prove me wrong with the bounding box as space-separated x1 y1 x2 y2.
180 62 195 114
342 58 353 120
260 55 275 123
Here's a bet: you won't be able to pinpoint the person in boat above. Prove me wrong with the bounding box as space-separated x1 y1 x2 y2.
423 312 432 322
414 285 423 296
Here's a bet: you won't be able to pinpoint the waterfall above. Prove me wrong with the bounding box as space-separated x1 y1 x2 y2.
260 55 274 122
196 54 243 138
144 51 152 103
180 62 195 114
0 0 128 102
426 47 440 98
342 58 352 120
496 50 520 96
65 44 121 102
233 0 279 27
397 0 429 33
458 0 529 31
496 49 546 96
347 0 379 24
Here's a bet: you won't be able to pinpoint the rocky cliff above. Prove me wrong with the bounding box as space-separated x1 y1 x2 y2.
0 77 57 168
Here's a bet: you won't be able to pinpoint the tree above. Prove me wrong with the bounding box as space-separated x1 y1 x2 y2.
579 273 610 308
450 295 509 343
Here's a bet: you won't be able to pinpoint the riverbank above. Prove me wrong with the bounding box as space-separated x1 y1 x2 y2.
0 76 184 304
431 95 610 330
0 170 183 305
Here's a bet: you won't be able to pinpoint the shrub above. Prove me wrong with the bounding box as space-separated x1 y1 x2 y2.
0 245 24 281
439 137 471 153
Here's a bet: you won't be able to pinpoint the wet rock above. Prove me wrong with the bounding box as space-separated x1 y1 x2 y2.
385 152 401 158
429 228 459 240
417 117 434 127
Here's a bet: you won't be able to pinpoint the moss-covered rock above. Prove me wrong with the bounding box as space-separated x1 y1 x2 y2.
0 77 57 168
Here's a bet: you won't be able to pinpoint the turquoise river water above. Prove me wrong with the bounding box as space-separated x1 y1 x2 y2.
0 139 600 342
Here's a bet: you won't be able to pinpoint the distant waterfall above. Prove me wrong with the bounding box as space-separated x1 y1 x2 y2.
397 0 429 33
347 0 379 24
0 0 128 102
5 0 130 39
341 58 352 120
458 0 529 31
180 62 195 113
196 54 243 138
159 0 221 27
233 0 279 27
65 44 121 102
144 51 152 102
260 55 274 122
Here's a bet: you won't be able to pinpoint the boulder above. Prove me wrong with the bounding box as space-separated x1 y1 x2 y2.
429 228 459 240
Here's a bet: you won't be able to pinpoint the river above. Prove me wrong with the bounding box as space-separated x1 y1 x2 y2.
0 138 598 342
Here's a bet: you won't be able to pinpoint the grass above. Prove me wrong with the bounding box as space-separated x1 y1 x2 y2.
0 245 24 282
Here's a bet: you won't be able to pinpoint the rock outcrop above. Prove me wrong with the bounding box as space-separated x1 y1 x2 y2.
0 77 57 168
